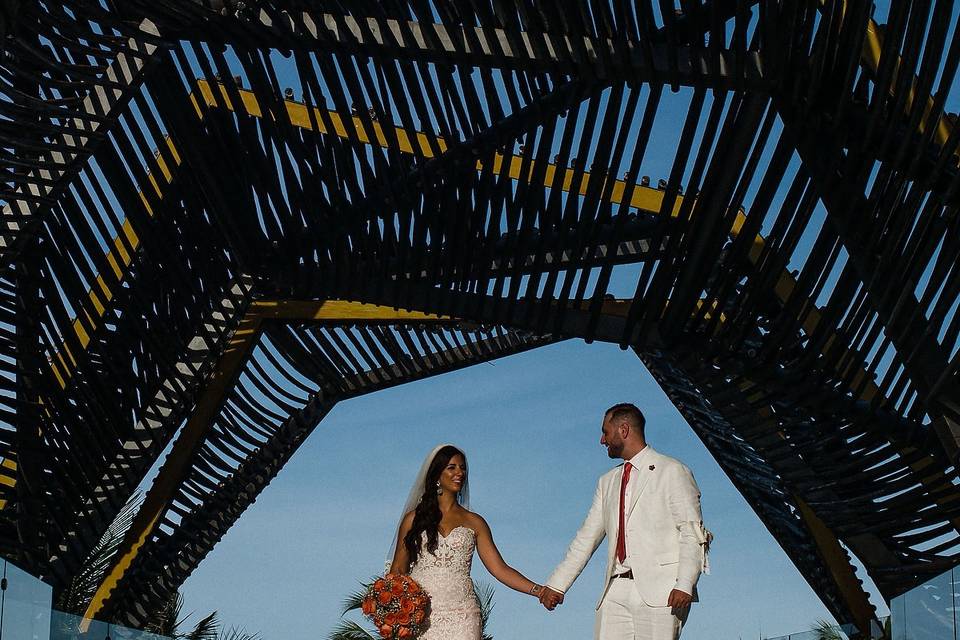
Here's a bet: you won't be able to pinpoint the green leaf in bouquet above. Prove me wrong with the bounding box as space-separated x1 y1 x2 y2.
327 619 378 640
341 577 379 615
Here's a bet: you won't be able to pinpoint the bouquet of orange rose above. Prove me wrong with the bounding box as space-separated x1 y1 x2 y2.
361 573 430 639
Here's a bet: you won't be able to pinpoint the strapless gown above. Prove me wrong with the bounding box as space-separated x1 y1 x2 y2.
408 526 482 640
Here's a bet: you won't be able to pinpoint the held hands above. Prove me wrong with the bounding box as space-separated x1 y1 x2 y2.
667 588 692 612
536 586 689 613
538 586 564 611
537 587 688 612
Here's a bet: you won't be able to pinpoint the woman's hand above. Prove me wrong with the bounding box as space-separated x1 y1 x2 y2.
538 586 564 610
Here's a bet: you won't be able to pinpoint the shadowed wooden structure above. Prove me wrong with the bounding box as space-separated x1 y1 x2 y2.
2 1 959 636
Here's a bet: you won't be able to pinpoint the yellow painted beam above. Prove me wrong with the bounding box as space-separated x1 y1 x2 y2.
720 380 884 634
0 457 16 511
248 298 637 323
796 498 877 636
248 299 453 322
82 311 263 623
49 137 182 390
861 18 953 148
195 79 685 218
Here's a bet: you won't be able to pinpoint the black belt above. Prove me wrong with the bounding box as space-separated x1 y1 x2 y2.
613 570 633 580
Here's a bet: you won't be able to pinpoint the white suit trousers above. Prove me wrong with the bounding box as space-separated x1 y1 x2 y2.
594 578 688 640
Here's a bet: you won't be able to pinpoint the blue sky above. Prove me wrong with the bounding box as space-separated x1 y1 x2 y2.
179 338 888 639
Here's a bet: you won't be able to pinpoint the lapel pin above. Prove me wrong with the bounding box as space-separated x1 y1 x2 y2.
649 465 656 471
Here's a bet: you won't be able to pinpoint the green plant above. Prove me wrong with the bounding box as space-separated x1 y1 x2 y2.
144 591 218 640
814 619 845 640
328 580 379 640
143 592 264 640
475 581 495 640
217 627 264 640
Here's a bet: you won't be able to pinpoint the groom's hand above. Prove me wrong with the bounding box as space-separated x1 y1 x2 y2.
539 587 564 610
667 588 692 611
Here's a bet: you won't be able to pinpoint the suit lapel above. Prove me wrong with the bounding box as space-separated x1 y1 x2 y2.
607 465 624 530
627 448 656 518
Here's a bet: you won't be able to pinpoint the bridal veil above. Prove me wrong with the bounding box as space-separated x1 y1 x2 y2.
386 443 471 569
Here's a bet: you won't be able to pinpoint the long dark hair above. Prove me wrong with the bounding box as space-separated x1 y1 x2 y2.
404 445 467 561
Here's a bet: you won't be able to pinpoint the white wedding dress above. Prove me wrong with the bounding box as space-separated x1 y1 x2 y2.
408 526 482 640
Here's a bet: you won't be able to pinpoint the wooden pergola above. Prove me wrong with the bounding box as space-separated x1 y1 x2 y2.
2 2 959 637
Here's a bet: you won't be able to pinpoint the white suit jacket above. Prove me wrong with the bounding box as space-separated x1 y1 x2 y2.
546 447 706 609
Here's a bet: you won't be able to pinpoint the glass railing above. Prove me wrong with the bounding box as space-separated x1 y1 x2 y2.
0 558 171 640
1 558 52 640
49 610 169 640
890 566 958 640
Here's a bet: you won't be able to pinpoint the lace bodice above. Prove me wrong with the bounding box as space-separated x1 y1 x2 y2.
408 526 481 639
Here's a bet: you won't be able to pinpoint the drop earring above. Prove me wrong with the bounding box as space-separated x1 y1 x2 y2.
436 481 442 496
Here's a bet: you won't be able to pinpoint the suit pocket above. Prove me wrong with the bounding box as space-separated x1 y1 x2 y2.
656 551 680 566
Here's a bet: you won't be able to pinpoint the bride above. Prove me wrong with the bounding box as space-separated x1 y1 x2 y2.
387 444 544 639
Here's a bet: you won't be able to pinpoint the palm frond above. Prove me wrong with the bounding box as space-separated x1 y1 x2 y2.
813 619 845 640
473 580 495 640
342 580 373 615
218 625 262 640
327 619 378 640
145 591 185 636
183 610 220 640
57 491 145 613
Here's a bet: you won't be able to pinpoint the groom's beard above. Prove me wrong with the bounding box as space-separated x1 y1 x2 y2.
606 442 623 458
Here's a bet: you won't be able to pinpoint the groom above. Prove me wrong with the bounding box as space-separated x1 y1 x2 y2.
540 403 707 639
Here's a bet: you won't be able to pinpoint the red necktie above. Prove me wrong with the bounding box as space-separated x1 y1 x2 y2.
616 462 632 564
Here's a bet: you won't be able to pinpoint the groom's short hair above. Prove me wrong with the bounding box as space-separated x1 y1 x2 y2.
605 403 646 436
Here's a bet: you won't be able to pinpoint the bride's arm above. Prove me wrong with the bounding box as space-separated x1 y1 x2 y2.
388 511 416 574
472 514 543 598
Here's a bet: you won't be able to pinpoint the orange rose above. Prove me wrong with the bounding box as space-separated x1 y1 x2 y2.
362 597 376 616
397 610 411 625
379 625 392 638
391 581 406 597
399 598 415 614
384 612 399 627
406 581 420 594
378 590 393 606
413 609 426 624
398 626 413 638
374 579 387 591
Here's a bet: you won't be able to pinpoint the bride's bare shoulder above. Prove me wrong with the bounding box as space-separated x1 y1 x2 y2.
462 509 489 531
